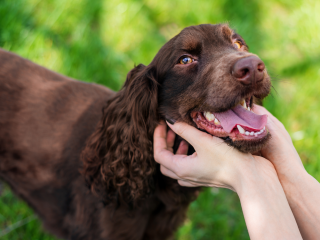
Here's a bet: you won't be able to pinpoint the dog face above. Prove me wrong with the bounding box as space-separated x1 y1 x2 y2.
152 24 271 152
82 23 271 206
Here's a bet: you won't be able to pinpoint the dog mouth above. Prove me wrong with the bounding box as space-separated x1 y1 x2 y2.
191 96 269 152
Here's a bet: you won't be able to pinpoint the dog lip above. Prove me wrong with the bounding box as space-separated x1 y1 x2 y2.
191 110 268 142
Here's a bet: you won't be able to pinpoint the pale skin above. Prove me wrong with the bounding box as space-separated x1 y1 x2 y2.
255 105 320 240
153 105 320 240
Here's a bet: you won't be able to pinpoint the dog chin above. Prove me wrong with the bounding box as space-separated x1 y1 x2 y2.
221 133 271 153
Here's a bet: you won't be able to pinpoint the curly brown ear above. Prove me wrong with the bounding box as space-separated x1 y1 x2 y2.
81 64 159 206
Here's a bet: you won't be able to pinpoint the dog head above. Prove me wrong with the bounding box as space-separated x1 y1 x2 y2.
82 24 271 204
151 23 271 153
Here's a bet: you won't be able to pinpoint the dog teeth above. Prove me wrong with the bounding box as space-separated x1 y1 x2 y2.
204 111 215 121
240 99 247 109
237 125 245 134
204 111 221 125
239 126 266 137
240 98 251 111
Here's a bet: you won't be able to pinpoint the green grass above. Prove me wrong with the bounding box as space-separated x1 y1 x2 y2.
0 0 320 239
0 184 56 240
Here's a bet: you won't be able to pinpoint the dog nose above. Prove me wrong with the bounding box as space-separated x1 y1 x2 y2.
232 56 265 85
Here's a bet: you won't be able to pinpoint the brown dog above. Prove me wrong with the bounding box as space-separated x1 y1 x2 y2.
0 24 271 240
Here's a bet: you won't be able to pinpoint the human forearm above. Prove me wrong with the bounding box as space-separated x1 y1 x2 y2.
235 157 302 240
261 140 320 240
261 143 320 240
279 167 320 240
253 106 320 239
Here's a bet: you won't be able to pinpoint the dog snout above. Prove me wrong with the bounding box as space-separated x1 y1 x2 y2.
232 56 265 85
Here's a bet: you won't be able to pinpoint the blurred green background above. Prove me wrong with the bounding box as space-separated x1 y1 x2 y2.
1 0 320 239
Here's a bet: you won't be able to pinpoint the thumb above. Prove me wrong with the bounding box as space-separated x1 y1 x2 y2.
166 121 222 149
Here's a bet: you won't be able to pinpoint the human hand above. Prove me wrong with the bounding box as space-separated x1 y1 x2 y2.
153 117 305 240
252 105 305 177
153 120 274 192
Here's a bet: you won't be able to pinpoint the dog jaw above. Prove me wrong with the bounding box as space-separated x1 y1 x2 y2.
191 104 270 153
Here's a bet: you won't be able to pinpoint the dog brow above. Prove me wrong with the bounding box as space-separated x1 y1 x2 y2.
180 41 202 55
231 33 249 50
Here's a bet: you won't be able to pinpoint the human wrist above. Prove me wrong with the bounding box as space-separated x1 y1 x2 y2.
232 156 279 196
278 165 310 201
234 157 303 240
271 152 306 188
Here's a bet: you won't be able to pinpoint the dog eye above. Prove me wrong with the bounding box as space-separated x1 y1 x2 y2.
234 41 242 49
179 56 194 64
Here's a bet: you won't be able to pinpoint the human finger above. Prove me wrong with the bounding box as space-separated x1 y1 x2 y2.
160 165 180 180
252 105 280 125
166 129 176 152
160 164 200 183
155 141 193 171
252 104 271 116
154 122 179 166
252 104 291 142
166 121 218 149
154 121 168 154
178 179 217 187
161 166 217 188
177 180 200 187
176 140 189 155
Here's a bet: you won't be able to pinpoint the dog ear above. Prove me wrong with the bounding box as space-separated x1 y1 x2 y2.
81 64 159 206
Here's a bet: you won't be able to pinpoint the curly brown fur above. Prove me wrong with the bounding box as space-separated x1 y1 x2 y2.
81 64 159 205
0 23 271 240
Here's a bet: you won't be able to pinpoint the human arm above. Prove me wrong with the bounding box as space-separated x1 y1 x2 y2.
154 121 302 240
254 105 320 240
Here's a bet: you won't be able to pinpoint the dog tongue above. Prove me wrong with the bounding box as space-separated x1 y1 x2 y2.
214 105 268 133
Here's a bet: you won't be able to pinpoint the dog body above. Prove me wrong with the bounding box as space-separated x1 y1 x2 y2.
0 24 271 240
0 49 194 240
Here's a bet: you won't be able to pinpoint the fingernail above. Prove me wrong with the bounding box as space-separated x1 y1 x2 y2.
165 118 175 125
